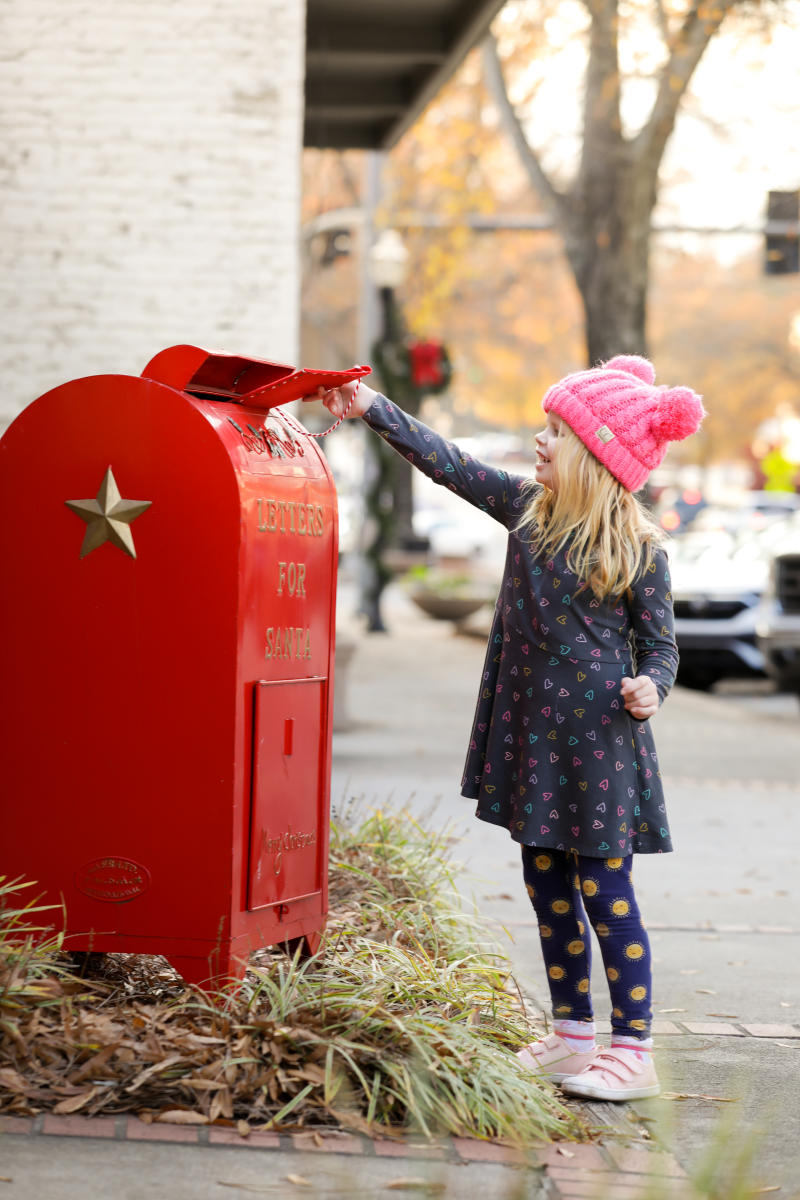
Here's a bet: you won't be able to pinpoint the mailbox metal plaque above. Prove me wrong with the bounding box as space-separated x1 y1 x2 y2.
248 678 326 911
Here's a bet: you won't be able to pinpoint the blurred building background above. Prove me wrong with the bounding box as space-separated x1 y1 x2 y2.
0 1 308 421
0 0 503 426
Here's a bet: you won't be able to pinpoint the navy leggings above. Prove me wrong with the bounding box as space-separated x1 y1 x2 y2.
521 847 652 1040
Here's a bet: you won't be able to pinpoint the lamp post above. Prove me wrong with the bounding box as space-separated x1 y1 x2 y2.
371 230 419 546
360 230 453 631
370 228 410 295
359 231 410 632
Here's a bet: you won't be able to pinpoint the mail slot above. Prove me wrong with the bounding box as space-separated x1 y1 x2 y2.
0 346 367 988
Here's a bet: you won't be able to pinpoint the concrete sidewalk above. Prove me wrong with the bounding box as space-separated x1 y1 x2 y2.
331 579 800 1197
0 1112 690 1199
3 579 799 1199
331 581 800 1197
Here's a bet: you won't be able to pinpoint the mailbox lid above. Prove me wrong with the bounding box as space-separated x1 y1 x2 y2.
247 678 326 911
142 345 370 409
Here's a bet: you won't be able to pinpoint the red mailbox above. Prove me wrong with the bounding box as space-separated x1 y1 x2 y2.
0 346 362 987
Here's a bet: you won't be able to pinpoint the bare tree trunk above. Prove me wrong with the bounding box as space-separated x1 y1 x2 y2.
563 164 657 361
482 0 738 365
574 233 650 363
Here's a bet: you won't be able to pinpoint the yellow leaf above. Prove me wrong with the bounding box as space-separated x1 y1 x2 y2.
297 1064 326 1085
153 1109 209 1125
386 1181 447 1194
217 1185 271 1195
52 1088 98 1115
125 1054 187 1093
0 1069 26 1094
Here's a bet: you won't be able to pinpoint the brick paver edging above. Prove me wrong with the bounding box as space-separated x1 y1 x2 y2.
1 1113 693 1198
592 1018 800 1038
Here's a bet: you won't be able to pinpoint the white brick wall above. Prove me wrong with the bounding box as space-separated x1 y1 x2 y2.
0 0 306 423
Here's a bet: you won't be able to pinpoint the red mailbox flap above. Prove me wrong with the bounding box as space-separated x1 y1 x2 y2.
142 345 370 410
248 678 326 911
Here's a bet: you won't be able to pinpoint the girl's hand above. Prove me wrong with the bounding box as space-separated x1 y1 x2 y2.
620 674 659 721
302 380 378 419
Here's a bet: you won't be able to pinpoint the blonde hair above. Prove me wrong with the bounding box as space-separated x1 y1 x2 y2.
517 425 665 602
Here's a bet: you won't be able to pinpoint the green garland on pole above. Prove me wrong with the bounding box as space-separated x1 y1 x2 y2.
371 340 453 403
361 298 453 629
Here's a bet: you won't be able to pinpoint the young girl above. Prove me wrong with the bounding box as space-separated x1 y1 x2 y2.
307 356 704 1102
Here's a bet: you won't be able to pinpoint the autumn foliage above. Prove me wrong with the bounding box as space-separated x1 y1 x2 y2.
301 3 799 470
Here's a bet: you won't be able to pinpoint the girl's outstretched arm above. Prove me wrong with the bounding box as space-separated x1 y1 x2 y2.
369 395 526 527
306 383 526 525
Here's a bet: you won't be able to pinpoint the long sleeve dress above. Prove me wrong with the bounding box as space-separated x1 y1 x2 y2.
363 395 679 859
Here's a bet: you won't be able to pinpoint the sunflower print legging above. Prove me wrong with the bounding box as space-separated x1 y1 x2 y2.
521 847 652 1039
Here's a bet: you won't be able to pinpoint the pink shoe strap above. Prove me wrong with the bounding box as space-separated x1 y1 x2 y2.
586 1049 641 1084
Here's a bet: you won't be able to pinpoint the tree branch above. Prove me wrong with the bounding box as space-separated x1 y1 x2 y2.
634 0 740 171
652 0 671 49
480 34 569 223
579 0 625 185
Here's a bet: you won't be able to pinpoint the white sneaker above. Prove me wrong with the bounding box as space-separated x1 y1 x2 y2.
560 1046 660 1101
516 1032 599 1084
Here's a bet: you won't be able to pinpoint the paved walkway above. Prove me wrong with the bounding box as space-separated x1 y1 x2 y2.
331 580 800 1197
4 580 800 1198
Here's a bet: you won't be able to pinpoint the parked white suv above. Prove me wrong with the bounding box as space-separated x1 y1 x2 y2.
670 500 799 690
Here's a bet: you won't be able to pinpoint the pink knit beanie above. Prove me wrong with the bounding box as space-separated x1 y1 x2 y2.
542 355 706 492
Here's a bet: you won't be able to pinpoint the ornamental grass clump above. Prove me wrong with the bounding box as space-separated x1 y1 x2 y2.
0 878 79 1049
0 810 584 1145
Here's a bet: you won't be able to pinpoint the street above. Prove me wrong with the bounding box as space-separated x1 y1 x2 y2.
332 582 800 1194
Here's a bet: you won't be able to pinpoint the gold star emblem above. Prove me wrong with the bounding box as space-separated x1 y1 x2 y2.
66 467 152 559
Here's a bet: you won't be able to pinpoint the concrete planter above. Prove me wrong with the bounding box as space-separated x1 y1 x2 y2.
409 590 489 622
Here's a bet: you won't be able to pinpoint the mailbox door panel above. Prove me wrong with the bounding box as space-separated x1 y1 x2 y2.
248 678 326 911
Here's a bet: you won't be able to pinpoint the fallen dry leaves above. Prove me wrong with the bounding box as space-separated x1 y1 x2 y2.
0 820 567 1143
0 943 379 1129
0 866 357 1132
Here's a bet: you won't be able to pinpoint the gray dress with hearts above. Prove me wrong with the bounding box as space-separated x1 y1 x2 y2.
363 396 679 858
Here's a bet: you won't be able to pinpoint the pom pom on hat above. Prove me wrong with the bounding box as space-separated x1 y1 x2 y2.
542 355 706 491
653 386 705 442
